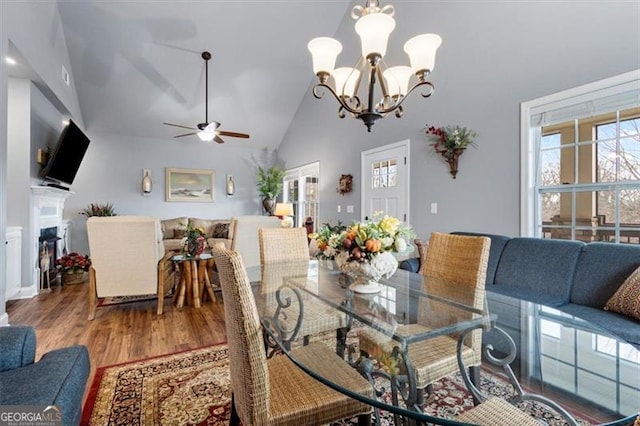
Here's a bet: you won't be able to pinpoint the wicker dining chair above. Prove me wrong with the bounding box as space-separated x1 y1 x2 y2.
258 227 310 264
258 228 349 350
359 232 491 404
210 245 373 426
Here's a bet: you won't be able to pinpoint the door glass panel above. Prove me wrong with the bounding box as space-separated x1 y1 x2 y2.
371 159 398 189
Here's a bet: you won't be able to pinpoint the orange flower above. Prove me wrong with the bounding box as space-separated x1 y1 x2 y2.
365 239 381 253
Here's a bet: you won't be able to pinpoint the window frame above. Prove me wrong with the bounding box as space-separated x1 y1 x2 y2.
283 161 320 229
520 70 640 240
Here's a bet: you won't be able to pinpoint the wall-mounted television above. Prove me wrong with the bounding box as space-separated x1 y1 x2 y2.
40 119 90 187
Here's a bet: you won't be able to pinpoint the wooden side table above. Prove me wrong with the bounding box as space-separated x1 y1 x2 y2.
172 253 217 308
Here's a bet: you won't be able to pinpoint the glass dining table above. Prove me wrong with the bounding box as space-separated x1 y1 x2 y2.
247 260 639 425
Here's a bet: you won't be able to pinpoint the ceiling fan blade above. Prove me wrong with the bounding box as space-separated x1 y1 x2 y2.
174 132 197 138
163 122 197 131
218 130 250 139
214 135 225 144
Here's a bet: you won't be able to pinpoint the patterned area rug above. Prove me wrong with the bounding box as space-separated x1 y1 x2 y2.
81 343 596 426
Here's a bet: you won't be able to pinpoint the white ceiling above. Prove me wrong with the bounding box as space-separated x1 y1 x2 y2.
56 1 351 148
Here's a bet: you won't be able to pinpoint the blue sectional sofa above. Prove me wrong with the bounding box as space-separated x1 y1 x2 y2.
0 326 90 425
400 232 640 347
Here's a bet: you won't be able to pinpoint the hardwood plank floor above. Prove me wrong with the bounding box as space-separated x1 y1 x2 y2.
5 280 227 403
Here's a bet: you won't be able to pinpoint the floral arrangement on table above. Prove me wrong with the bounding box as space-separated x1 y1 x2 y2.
309 212 414 289
425 124 477 178
181 222 207 257
56 252 91 274
80 202 117 217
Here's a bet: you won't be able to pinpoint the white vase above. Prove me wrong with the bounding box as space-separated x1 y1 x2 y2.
337 251 398 294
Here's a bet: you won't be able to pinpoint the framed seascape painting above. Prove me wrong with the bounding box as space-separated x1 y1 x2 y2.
165 168 215 202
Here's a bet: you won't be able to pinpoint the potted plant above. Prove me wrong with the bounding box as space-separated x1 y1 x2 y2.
81 202 118 217
56 252 91 285
257 165 285 215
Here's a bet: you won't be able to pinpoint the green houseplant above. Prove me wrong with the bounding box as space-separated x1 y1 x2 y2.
257 166 285 215
81 202 118 217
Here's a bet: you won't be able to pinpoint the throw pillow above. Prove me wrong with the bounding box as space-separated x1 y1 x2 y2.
212 222 230 239
161 217 188 239
174 229 186 239
604 265 640 320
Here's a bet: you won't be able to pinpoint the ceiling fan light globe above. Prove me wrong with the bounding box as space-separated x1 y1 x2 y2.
204 122 220 132
197 131 215 142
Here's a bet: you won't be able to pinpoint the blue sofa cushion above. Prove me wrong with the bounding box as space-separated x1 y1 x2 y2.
493 238 584 306
487 286 569 308
452 232 511 285
399 257 420 273
558 303 640 348
570 242 640 309
0 325 36 372
0 345 90 425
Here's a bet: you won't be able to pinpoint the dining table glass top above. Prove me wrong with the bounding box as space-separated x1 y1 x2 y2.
246 260 639 425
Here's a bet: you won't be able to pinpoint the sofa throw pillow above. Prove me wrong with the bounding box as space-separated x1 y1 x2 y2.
160 217 188 240
604 265 640 320
212 222 230 239
174 229 186 239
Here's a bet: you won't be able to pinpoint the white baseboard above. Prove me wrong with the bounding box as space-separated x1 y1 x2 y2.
0 312 9 326
6 284 38 300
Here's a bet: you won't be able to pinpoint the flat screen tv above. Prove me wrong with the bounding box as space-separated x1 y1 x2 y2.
40 119 90 187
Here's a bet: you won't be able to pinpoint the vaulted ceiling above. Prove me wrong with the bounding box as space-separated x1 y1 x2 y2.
57 1 351 148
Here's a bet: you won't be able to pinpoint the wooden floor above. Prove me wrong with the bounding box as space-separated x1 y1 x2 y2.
5 279 227 403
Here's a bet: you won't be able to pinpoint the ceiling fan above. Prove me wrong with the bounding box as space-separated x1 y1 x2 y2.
163 51 250 144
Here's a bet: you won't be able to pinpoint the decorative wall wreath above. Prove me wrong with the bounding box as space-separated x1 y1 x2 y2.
337 174 353 195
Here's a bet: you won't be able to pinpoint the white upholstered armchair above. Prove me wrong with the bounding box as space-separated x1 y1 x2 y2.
86 216 176 320
230 215 280 281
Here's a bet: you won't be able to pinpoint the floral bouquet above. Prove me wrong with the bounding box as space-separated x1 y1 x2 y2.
56 252 91 273
181 222 207 257
309 212 414 291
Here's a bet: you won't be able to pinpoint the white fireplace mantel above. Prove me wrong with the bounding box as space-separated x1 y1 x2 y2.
30 185 74 294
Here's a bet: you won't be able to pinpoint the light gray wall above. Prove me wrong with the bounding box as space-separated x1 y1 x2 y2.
279 1 640 241
66 132 270 255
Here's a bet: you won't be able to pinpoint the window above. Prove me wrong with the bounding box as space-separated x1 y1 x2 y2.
522 70 640 244
283 162 319 230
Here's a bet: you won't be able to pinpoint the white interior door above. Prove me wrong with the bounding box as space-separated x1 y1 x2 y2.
361 140 410 223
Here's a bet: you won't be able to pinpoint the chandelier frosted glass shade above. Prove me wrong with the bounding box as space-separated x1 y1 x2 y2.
332 68 361 97
308 37 343 76
383 66 413 97
308 0 441 132
404 34 443 75
354 13 395 58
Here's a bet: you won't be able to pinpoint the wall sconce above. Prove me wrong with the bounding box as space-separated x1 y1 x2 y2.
142 169 152 195
274 202 294 227
226 174 235 196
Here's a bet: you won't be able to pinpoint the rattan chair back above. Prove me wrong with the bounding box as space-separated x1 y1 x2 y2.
211 245 270 424
420 232 491 350
258 227 309 264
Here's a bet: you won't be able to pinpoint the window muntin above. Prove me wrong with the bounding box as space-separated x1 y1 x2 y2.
372 159 397 189
535 109 640 244
284 162 320 230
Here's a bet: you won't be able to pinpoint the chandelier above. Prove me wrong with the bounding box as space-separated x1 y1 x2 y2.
308 0 442 132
